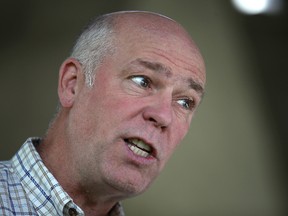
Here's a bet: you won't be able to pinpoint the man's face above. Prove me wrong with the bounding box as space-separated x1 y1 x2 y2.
66 25 205 197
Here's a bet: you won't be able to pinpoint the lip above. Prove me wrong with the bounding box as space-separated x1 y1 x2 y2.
123 137 158 165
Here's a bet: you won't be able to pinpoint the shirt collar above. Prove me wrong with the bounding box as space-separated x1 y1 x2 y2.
12 137 78 215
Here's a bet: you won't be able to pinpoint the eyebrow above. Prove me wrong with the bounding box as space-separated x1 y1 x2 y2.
187 78 204 96
131 58 205 96
134 58 172 77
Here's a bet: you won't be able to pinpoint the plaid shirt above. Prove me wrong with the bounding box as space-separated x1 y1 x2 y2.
0 138 125 216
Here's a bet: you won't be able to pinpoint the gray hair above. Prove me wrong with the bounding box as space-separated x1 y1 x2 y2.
70 14 115 87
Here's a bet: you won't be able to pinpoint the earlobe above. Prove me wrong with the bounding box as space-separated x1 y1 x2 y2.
58 58 83 108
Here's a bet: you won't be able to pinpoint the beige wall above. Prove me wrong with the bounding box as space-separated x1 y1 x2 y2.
0 1 285 215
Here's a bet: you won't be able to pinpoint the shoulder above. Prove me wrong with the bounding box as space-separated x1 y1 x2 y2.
0 160 21 186
0 160 17 184
0 160 37 215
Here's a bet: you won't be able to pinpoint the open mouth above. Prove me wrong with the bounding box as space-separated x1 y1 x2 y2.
124 138 153 158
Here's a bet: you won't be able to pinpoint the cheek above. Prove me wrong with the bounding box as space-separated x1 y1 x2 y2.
101 93 142 120
166 123 190 156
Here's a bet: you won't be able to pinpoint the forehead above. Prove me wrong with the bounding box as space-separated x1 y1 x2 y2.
113 15 206 85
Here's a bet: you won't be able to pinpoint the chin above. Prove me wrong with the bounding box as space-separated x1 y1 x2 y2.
104 173 153 197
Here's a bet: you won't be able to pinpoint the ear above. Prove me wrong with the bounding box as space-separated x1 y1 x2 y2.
58 58 84 108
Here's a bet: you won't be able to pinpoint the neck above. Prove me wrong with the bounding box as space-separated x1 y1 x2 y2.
36 109 124 216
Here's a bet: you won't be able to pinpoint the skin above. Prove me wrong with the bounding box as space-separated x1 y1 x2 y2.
37 12 206 216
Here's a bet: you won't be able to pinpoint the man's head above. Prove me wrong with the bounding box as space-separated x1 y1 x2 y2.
54 11 206 200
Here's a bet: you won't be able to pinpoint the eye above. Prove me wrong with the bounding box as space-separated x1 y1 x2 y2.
130 75 151 88
177 98 195 111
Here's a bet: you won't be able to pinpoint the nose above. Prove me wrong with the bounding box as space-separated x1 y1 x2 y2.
142 93 173 130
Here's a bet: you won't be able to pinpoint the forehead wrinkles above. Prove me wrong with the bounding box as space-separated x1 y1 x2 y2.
147 47 205 85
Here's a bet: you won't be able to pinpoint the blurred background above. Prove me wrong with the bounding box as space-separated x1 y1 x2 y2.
0 0 287 215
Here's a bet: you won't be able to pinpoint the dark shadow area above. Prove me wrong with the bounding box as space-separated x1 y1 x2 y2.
0 0 130 160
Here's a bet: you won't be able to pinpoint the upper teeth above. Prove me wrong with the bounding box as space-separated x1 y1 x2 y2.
129 138 151 152
127 138 152 158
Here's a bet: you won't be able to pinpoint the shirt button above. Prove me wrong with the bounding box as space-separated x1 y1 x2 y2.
68 208 78 216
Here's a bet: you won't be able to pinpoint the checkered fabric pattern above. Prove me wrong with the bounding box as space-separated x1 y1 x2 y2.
0 138 125 216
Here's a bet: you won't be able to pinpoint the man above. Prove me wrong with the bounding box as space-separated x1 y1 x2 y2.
0 11 206 216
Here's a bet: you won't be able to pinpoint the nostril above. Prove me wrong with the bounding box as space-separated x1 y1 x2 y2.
149 117 167 129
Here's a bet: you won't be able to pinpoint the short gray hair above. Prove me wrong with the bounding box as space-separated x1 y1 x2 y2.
70 14 115 87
